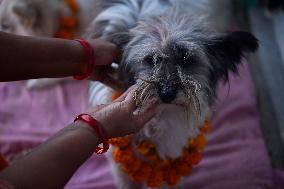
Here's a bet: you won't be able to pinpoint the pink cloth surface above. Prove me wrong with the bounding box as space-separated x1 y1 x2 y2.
0 62 283 189
0 80 88 156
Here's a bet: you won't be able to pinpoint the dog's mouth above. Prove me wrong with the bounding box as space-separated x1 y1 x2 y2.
133 78 202 118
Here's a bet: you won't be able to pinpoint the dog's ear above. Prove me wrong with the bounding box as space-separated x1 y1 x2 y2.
207 31 258 79
12 1 40 26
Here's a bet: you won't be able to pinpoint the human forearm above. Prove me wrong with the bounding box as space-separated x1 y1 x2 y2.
0 87 157 189
0 32 84 81
0 122 99 189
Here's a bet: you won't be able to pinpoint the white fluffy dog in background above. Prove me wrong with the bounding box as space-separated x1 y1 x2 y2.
0 0 100 88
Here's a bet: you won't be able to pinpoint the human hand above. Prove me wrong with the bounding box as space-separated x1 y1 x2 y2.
86 85 157 138
88 39 125 91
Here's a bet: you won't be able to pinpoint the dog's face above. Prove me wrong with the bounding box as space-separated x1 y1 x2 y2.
0 0 60 36
118 15 258 117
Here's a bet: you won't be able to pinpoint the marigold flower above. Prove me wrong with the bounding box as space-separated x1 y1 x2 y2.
189 152 202 165
54 29 74 39
189 134 207 151
130 164 151 182
110 137 130 148
61 17 77 28
131 170 148 182
201 119 211 133
64 0 79 13
112 92 123 101
147 168 163 188
138 141 155 155
147 165 164 188
110 117 210 188
176 161 192 176
164 169 181 186
55 0 79 39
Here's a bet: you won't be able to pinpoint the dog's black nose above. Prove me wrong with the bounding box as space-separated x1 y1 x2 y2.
158 87 177 103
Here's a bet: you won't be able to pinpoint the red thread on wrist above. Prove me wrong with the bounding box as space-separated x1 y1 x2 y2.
74 114 109 154
73 39 95 80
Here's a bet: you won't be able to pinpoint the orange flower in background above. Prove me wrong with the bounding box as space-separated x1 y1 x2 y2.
65 0 79 13
55 0 79 39
61 17 77 28
54 29 75 39
109 120 211 187
112 92 123 101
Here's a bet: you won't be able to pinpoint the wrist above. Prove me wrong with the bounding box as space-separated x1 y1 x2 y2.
74 114 109 154
68 40 86 76
73 39 95 80
90 117 113 139
72 121 100 141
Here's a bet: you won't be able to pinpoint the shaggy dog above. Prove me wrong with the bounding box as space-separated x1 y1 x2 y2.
0 0 99 88
87 0 259 189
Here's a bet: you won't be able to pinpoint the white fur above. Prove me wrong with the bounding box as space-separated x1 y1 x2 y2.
87 1 228 188
88 82 114 106
137 99 209 159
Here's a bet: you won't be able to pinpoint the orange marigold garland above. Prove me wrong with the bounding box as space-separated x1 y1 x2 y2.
109 121 211 188
54 0 79 39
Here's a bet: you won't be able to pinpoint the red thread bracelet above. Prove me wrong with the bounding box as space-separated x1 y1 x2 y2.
73 39 95 80
74 114 109 154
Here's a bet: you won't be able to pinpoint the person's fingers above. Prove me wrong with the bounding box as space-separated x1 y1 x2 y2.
105 64 119 76
124 85 138 101
112 46 120 63
90 38 120 66
86 104 107 113
113 85 137 102
120 85 139 110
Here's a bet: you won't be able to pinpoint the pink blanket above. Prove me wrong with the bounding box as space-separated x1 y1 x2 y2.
0 62 283 189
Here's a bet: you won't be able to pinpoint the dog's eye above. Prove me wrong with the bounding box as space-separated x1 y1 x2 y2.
180 53 197 68
154 55 163 64
144 55 154 65
180 52 194 67
143 55 163 66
